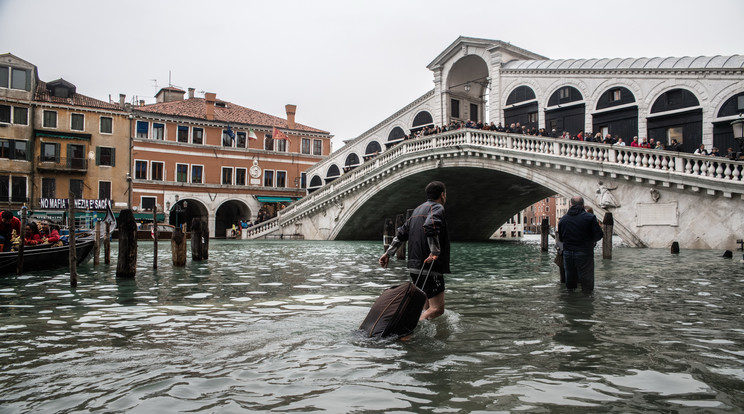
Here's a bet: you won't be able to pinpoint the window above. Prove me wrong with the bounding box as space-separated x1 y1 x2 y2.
134 160 148 179
141 196 156 211
68 144 85 169
43 110 57 128
610 89 621 102
276 171 286 188
99 181 111 200
14 140 27 160
42 178 56 198
152 123 164 140
176 164 188 182
235 168 246 185
13 107 28 125
222 130 233 147
136 121 149 138
300 172 307 189
469 103 478 122
301 138 311 154
177 125 189 143
0 175 7 201
100 116 113 134
151 161 164 181
11 176 26 202
69 179 83 199
667 127 684 145
11 68 30 91
0 104 9 123
71 113 85 131
312 139 322 155
264 134 274 151
528 112 537 123
41 142 60 162
0 139 9 158
191 165 203 184
222 167 233 184
192 127 203 144
0 66 7 88
276 139 287 152
451 99 460 118
559 87 570 100
96 147 115 166
236 132 247 148
263 170 274 187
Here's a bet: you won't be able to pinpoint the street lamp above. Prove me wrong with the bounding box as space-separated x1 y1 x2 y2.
731 118 744 155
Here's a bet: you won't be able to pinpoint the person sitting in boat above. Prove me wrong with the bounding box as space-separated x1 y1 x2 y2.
39 220 61 245
23 222 42 246
0 211 22 252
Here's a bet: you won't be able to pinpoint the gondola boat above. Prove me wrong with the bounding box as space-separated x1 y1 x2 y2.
0 236 97 276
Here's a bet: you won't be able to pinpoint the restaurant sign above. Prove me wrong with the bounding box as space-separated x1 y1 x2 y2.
39 198 112 210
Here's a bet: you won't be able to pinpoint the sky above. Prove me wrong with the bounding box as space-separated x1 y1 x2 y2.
1 0 742 152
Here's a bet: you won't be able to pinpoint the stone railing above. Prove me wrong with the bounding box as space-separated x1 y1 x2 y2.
260 129 744 237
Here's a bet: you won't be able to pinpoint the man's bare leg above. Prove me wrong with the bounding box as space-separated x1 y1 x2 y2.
420 292 444 320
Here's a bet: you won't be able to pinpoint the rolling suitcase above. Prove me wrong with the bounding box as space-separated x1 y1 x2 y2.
359 263 432 338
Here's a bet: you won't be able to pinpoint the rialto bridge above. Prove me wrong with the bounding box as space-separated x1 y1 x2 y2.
246 129 744 250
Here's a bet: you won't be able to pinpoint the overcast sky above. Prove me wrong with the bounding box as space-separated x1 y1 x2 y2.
1 0 742 151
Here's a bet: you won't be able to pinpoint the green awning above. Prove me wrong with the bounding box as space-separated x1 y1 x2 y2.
133 213 166 221
256 196 294 203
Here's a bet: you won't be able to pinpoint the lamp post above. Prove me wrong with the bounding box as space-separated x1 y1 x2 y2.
731 118 744 157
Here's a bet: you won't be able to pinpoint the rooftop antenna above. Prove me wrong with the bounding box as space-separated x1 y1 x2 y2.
150 78 158 89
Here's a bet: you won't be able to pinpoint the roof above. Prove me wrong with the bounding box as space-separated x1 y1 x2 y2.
502 55 744 71
35 80 123 111
133 97 330 134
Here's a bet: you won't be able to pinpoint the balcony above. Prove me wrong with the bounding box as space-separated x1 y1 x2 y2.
36 156 88 173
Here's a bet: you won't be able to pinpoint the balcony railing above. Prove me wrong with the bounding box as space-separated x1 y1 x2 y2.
37 156 88 172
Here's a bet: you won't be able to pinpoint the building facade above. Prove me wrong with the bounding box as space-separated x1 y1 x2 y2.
130 88 332 237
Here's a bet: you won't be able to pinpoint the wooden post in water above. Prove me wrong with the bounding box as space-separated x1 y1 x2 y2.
94 221 100 266
395 213 406 260
68 195 77 287
152 207 158 269
602 212 614 260
383 218 394 252
172 226 187 266
200 220 209 260
16 206 27 275
104 222 111 264
116 209 137 278
191 218 204 261
540 217 550 252
671 241 680 254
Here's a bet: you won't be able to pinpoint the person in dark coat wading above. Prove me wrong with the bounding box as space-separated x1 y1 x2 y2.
379 181 450 320
557 196 604 292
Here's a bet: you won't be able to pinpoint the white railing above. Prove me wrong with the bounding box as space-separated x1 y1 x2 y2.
261 129 744 238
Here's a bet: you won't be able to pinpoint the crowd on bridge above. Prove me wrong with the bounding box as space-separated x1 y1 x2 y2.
396 119 741 161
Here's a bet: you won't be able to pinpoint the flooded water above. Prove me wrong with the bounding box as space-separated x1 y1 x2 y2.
1 239 743 413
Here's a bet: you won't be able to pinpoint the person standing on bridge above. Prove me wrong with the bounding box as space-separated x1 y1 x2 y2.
558 196 604 293
379 181 450 320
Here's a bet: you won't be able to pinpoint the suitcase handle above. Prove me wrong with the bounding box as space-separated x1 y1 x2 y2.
414 261 434 290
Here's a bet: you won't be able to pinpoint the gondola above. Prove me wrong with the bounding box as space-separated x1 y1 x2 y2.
0 236 97 276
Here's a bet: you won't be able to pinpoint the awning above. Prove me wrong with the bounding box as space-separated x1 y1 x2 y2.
133 213 166 221
256 196 295 203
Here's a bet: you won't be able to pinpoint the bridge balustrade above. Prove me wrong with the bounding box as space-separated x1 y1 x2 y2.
252 129 743 239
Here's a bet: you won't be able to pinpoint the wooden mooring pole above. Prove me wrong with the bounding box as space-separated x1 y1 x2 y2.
152 207 158 269
104 222 111 264
540 217 550 252
383 218 394 252
68 195 77 287
94 221 101 266
172 226 187 266
16 206 27 275
191 218 209 261
602 212 614 260
116 209 137 278
395 213 406 260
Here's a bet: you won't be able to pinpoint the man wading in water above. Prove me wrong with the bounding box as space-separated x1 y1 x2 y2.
379 181 450 320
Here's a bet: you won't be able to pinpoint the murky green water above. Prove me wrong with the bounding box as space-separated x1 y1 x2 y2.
1 239 743 413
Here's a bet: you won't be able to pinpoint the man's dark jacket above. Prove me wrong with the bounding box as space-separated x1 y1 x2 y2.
558 204 604 252
395 200 450 274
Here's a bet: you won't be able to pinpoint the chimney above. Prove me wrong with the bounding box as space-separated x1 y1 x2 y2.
188 88 195 99
285 104 296 130
139 99 145 106
205 92 216 120
119 94 126 109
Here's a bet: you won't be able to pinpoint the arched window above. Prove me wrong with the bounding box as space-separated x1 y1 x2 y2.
596 87 636 110
365 140 382 156
344 153 360 167
387 127 405 143
326 164 340 178
650 89 699 113
309 175 323 187
412 111 433 128
505 86 536 105
548 86 583 107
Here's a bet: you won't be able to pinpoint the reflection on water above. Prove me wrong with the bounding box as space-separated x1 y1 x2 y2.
1 239 743 412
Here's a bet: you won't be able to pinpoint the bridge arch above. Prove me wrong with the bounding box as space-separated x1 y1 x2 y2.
591 86 638 142
545 85 585 136
647 87 703 152
308 175 323 193
504 85 539 130
325 164 341 184
344 152 361 171
712 90 744 153
411 110 434 132
386 126 406 148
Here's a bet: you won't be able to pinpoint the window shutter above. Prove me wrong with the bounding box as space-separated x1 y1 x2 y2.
111 148 116 167
95 146 101 166
55 143 60 163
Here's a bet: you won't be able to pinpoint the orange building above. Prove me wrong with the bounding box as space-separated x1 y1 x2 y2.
130 87 332 238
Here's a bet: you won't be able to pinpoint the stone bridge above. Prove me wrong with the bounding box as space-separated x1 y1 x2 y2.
247 129 744 250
